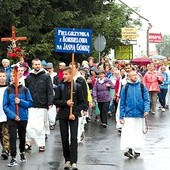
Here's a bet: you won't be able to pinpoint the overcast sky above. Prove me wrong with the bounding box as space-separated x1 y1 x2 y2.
122 0 169 34
119 0 169 56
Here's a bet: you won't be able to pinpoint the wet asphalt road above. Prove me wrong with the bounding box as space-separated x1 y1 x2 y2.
0 107 170 170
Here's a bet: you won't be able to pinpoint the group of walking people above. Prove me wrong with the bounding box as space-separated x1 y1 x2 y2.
0 56 170 169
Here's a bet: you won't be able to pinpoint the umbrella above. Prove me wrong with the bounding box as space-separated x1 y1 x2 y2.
131 57 152 66
149 55 166 60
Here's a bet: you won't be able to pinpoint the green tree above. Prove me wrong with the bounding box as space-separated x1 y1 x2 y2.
155 34 170 57
0 0 141 65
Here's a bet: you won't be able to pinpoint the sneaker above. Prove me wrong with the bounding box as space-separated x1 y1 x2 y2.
162 108 165 112
7 157 17 167
39 146 45 152
102 123 107 128
134 152 140 158
108 111 112 117
118 128 122 134
50 125 55 130
86 117 91 122
20 152 27 163
25 144 32 151
64 161 71 169
124 148 134 158
72 163 78 170
1 150 9 160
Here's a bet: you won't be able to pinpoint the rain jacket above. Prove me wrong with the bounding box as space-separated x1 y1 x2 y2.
143 70 164 92
3 84 33 120
53 81 86 120
159 72 169 89
120 80 150 119
92 77 114 102
25 69 53 108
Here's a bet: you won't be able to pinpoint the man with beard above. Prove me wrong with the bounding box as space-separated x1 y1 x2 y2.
120 70 150 158
24 58 53 152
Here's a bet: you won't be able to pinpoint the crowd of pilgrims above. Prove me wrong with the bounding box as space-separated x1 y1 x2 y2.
0 56 169 169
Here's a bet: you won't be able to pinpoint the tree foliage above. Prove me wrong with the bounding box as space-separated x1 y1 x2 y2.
155 34 170 57
0 0 141 65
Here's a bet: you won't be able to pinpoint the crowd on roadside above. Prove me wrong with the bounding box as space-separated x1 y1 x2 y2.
0 56 170 169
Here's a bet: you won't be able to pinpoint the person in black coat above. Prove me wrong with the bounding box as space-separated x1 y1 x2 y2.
24 58 53 152
53 67 86 170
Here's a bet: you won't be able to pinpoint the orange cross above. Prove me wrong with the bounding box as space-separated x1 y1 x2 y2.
1 25 27 43
1 26 27 117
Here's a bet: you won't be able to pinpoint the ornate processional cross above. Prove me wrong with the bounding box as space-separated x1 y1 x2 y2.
1 25 27 47
1 26 27 117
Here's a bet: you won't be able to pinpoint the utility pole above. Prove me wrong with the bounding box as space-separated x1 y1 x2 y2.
118 0 152 56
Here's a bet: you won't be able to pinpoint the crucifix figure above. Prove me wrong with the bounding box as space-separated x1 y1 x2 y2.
1 25 27 48
1 26 27 117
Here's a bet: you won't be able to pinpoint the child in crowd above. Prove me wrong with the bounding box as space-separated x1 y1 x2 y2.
3 70 33 167
0 70 10 160
53 67 86 170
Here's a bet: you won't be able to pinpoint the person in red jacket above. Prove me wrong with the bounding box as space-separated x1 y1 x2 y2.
143 63 164 114
57 62 66 81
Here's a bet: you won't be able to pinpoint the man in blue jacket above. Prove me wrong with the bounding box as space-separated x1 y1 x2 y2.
119 70 150 158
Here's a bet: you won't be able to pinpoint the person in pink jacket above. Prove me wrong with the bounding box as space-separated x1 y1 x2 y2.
143 63 164 114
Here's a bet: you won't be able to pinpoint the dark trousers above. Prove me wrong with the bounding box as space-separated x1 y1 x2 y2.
98 102 110 124
59 118 78 164
158 88 168 108
7 120 27 157
113 99 118 113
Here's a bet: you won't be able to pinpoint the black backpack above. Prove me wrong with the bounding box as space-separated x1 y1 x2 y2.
124 82 144 100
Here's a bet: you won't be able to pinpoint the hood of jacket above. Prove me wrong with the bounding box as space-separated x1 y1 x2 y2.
29 68 46 75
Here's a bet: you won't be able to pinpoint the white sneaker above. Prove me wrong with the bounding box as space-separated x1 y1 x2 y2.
162 108 165 112
72 163 78 170
8 157 17 167
64 161 71 169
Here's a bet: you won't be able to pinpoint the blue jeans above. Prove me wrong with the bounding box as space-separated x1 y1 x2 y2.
108 99 114 113
158 88 168 108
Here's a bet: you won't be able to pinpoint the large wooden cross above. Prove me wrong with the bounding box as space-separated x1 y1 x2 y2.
1 25 27 48
1 26 27 118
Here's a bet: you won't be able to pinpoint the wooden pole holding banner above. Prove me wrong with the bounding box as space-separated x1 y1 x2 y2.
55 27 92 119
69 53 74 117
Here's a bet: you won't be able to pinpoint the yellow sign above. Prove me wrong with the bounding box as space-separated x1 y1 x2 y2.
115 45 133 60
121 27 137 40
